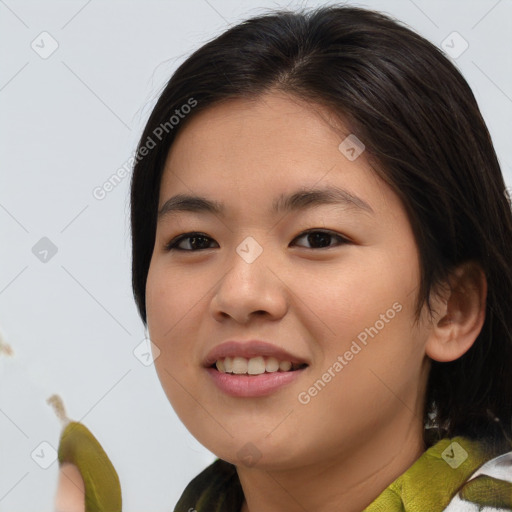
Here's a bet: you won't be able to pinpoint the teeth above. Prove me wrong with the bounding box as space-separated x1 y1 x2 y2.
232 356 248 374
214 356 304 374
248 356 266 375
279 360 292 371
224 356 233 372
266 357 279 373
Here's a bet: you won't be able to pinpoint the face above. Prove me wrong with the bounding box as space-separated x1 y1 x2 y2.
146 91 432 470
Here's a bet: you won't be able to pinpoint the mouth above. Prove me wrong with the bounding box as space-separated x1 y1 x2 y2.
206 357 308 398
203 340 309 396
210 356 309 375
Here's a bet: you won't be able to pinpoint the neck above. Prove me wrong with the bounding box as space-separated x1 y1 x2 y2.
237 413 426 512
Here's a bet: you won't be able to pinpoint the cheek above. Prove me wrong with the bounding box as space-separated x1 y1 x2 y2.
145 263 202 417
292 251 423 395
145 260 203 340
145 263 196 381
289 250 419 343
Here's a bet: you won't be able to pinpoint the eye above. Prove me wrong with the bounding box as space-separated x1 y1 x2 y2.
164 229 350 252
164 232 218 251
291 229 350 249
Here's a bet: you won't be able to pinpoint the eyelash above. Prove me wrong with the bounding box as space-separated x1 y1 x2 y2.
164 229 350 252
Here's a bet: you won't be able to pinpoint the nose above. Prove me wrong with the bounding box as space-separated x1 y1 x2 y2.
210 238 288 324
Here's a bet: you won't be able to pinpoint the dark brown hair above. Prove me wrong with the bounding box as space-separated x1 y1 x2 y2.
130 5 512 447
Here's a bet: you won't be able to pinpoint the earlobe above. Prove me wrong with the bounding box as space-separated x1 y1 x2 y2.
425 261 487 363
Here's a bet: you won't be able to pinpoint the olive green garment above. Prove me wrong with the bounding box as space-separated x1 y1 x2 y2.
57 425 511 511
58 421 122 512
173 436 512 512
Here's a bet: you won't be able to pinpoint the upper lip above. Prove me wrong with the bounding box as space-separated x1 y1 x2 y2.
203 340 309 368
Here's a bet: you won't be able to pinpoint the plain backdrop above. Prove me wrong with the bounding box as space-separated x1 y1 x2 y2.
1 0 511 510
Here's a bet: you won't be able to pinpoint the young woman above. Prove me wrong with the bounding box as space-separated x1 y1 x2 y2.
55 5 512 511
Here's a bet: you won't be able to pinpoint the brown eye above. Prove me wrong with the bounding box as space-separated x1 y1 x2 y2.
165 232 218 251
292 229 349 249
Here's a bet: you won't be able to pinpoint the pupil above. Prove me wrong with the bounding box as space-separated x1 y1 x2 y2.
308 232 330 248
191 236 209 249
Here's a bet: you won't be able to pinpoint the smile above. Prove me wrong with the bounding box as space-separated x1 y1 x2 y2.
214 356 308 375
206 365 308 397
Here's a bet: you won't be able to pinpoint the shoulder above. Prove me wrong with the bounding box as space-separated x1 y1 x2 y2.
364 435 512 511
443 448 512 511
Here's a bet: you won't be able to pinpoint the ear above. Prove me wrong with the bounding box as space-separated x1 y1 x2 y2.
425 261 487 362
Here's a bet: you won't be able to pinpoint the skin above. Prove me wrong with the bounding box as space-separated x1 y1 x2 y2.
54 463 85 512
143 90 486 512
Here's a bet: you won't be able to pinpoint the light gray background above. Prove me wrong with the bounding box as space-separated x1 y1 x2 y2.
1 0 511 510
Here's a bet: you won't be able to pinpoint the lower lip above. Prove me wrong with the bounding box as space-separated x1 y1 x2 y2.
205 367 306 397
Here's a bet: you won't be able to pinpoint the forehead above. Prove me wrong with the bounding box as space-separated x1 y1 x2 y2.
166 92 346 163
158 91 398 219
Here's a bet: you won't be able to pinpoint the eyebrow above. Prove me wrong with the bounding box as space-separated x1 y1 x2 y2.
157 185 374 220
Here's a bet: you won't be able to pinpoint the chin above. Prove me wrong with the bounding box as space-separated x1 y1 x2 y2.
200 433 303 470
